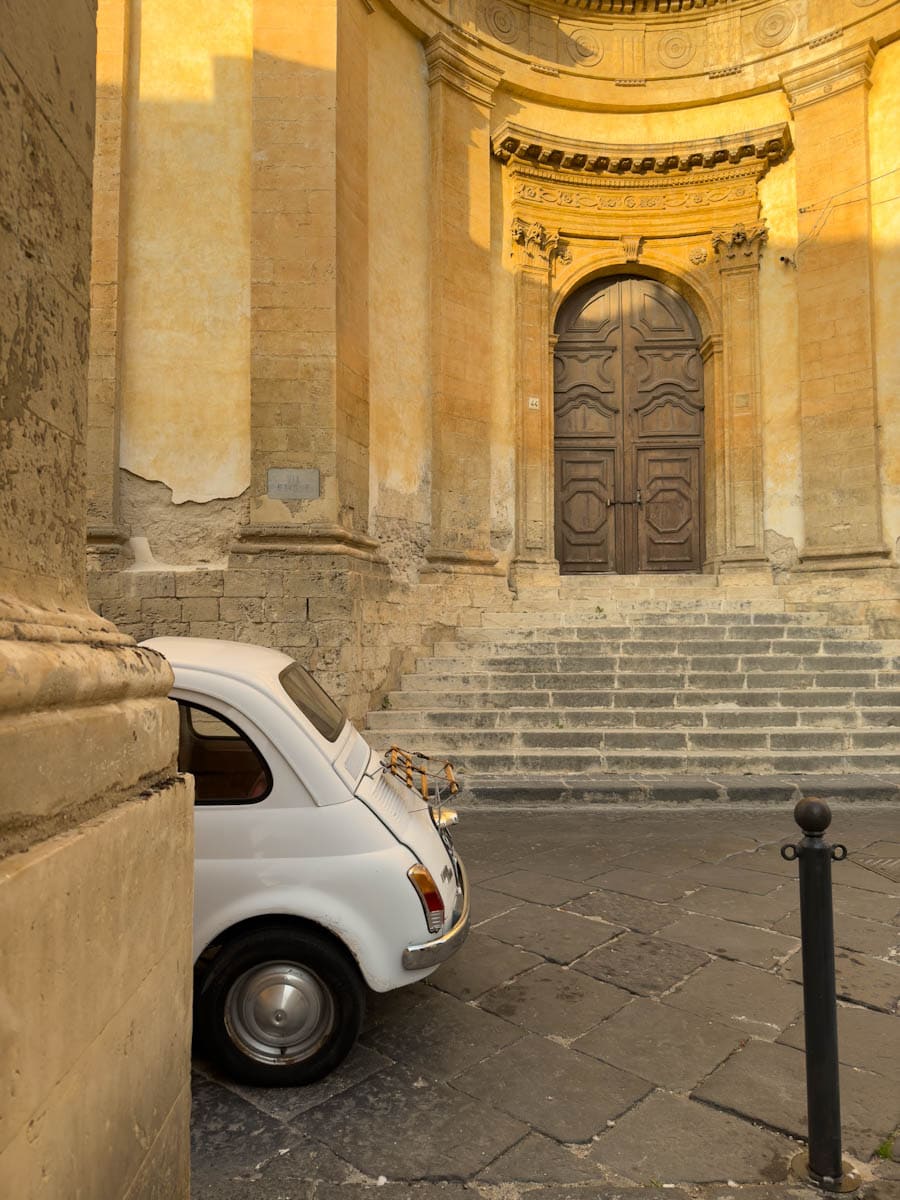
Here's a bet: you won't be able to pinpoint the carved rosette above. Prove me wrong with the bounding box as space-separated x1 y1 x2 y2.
712 223 768 268
511 217 571 268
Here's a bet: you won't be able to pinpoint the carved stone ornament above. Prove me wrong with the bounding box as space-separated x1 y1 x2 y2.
511 218 571 266
689 247 708 265
619 234 643 262
712 223 768 267
493 122 793 176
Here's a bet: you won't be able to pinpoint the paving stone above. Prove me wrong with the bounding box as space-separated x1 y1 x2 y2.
564 889 673 933
478 962 631 1039
677 886 795 928
589 1092 794 1184
451 1034 650 1143
831 885 900 923
693 1039 900 1159
665 959 803 1038
780 948 899 1014
610 848 706 877
190 1077 325 1181
361 986 522 1079
216 1044 393 1122
836 859 900 896
777 1004 900 1079
479 869 593 906
300 1064 527 1179
699 1188 811 1200
573 997 745 1089
574 932 710 996
657 913 799 969
476 1132 603 1183
684 834 760 863
427 932 542 1001
363 983 431 1033
469 884 524 924
318 1186 472 1200
727 848 798 878
479 902 622 963
516 843 631 881
521 1189 692 1200
674 863 786 895
587 867 696 902
773 909 899 957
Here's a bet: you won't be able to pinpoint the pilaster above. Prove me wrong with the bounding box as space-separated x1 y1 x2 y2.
511 220 568 588
782 42 888 568
423 34 503 575
86 0 131 554
238 0 378 561
712 223 769 572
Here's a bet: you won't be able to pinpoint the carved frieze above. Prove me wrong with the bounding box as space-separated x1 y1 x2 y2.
712 223 768 267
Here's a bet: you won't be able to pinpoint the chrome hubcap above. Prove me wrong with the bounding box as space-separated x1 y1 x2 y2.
224 962 335 1065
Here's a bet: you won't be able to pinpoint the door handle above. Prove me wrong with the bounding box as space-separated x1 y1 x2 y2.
607 491 642 508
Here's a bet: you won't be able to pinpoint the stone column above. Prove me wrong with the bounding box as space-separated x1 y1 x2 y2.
86 0 130 556
423 34 503 574
510 219 566 589
783 43 887 567
239 0 377 558
1 1 192 1193
712 224 770 572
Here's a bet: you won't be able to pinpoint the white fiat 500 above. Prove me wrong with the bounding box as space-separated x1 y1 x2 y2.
142 637 469 1087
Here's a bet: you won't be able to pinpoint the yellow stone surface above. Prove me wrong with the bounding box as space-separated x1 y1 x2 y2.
0 783 193 1198
870 39 900 557
119 0 252 503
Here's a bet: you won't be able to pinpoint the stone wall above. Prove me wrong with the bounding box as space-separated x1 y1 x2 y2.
0 0 192 1194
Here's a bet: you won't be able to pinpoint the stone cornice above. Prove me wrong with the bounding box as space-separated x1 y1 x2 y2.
492 121 793 176
425 32 504 105
781 39 877 111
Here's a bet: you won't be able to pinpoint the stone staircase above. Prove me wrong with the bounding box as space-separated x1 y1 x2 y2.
364 577 900 804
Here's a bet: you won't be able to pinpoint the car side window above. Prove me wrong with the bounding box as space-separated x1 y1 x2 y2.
177 701 272 805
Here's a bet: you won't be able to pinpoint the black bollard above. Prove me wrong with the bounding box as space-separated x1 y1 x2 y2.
780 798 858 1193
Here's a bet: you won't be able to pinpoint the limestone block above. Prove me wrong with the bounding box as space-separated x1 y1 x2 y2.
0 780 193 1199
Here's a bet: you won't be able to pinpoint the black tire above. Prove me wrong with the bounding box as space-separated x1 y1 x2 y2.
196 924 365 1087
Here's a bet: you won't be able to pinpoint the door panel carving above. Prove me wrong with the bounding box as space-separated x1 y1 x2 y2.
554 449 617 573
554 276 704 574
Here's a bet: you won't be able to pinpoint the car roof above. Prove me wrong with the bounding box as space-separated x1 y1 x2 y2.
141 636 295 685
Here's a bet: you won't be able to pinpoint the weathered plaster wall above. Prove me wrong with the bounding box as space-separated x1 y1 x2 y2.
119 0 252 504
367 9 432 576
1 1 193 1193
869 39 900 560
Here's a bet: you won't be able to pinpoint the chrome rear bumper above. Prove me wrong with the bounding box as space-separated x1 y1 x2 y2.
402 858 470 970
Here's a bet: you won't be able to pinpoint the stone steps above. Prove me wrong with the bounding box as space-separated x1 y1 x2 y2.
364 597 900 799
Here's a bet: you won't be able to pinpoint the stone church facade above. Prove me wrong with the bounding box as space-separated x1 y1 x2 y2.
86 0 900 721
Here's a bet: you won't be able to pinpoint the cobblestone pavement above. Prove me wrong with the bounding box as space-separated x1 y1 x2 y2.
191 806 900 1200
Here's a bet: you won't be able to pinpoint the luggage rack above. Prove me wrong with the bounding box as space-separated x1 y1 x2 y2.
381 745 461 807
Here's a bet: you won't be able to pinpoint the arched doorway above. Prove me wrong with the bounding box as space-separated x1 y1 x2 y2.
553 275 705 574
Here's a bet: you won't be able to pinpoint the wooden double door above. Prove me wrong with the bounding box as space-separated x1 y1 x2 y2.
554 276 705 574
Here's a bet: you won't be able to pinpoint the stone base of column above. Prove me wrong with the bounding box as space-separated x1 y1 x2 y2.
421 547 504 576
510 558 560 594
798 545 893 572
717 552 773 581
232 522 385 564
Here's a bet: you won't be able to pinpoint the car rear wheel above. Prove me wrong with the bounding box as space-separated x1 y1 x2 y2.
197 925 365 1086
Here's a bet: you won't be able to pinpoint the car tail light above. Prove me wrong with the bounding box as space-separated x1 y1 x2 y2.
407 863 445 934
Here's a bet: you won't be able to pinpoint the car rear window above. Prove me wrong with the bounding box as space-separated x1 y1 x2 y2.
279 662 346 743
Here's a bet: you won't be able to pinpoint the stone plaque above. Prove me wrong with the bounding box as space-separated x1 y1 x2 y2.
267 468 320 500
